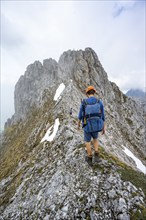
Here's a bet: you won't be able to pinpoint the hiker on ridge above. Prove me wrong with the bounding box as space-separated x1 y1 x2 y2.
77 86 105 166
70 108 73 116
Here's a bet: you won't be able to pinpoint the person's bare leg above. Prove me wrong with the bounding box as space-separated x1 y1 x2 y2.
93 138 99 153
85 142 92 157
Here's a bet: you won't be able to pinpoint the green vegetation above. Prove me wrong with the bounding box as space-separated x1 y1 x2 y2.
0 170 23 208
95 146 146 198
96 146 146 219
130 206 146 220
123 94 127 103
118 167 146 198
118 167 146 219
125 117 133 126
0 100 55 181
0 99 56 209
0 112 39 180
77 144 85 149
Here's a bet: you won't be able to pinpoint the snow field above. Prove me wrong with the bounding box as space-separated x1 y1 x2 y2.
41 118 60 143
123 146 146 174
54 83 65 101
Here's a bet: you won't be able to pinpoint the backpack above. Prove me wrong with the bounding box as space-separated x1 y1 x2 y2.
82 98 104 133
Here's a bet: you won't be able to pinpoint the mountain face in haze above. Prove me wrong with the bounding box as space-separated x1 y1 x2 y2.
126 89 145 98
1 48 146 220
126 89 146 112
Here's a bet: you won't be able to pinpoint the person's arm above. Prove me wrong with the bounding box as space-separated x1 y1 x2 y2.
77 119 81 129
100 100 106 134
100 100 105 122
102 122 106 134
77 104 83 129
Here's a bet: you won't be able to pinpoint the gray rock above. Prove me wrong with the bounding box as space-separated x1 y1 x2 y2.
117 212 130 220
14 59 59 122
1 48 146 220
108 189 117 199
44 214 50 220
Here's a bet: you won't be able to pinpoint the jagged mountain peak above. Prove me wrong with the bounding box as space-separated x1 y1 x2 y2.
1 48 146 219
12 48 109 123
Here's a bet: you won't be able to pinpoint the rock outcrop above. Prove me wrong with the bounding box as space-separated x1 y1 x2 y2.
1 48 146 219
14 59 59 121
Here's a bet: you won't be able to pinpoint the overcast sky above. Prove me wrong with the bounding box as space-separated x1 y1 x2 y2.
1 0 145 130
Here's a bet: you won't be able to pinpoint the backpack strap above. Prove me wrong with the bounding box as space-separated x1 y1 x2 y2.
95 98 100 104
82 99 88 106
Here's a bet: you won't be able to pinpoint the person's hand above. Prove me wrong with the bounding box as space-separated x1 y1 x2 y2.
101 124 106 135
77 120 81 130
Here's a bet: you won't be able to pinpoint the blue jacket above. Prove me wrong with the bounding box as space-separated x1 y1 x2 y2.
78 97 105 123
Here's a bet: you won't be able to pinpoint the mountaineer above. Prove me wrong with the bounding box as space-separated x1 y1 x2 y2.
77 86 105 166
70 108 73 116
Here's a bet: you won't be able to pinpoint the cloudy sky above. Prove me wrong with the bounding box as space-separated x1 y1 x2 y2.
1 0 145 130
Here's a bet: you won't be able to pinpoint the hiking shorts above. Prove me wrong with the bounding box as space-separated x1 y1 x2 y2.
84 130 98 142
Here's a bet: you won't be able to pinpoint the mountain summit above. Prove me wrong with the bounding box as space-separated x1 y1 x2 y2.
1 48 146 219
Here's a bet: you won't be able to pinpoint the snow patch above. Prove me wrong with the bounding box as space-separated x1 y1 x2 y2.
123 146 146 174
41 118 60 143
54 83 65 101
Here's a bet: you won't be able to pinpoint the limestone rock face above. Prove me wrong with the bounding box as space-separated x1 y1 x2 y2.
13 48 110 122
14 59 58 121
1 48 146 219
58 48 110 95
126 89 145 98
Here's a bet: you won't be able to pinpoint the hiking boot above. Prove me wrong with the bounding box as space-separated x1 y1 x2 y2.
85 156 93 166
94 152 101 163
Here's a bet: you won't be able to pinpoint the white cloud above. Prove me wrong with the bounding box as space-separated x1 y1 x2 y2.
1 13 25 48
113 0 136 17
109 69 145 92
1 0 145 129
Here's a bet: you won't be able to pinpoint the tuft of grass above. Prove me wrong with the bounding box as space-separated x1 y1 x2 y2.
0 170 23 208
130 206 146 220
0 99 56 209
118 167 146 199
77 143 85 149
95 146 146 199
125 118 133 126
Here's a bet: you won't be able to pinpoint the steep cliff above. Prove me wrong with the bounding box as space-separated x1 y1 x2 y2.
0 48 146 220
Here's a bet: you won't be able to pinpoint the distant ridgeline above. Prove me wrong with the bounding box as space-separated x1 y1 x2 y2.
126 89 146 98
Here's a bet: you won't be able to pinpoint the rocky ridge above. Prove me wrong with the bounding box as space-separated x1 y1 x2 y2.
0 48 146 219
